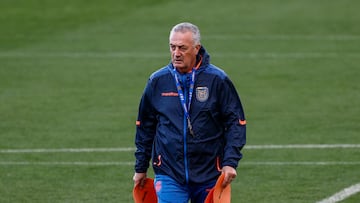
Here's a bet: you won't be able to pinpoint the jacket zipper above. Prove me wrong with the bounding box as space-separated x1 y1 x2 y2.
182 76 189 184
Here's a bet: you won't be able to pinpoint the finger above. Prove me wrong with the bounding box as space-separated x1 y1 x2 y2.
133 174 145 188
222 174 236 187
140 178 146 188
222 177 230 187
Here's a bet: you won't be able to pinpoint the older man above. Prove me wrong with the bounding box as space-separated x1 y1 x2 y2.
133 22 246 203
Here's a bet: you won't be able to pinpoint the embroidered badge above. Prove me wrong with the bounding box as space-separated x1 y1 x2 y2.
196 87 209 102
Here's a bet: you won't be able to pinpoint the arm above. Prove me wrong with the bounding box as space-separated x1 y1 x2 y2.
133 80 157 182
219 77 246 170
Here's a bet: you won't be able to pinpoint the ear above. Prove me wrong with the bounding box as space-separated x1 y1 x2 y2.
195 44 201 54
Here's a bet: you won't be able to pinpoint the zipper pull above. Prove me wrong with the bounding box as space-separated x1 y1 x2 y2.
187 118 195 137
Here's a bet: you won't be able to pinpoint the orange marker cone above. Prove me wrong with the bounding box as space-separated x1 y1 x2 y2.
133 178 157 203
205 173 231 203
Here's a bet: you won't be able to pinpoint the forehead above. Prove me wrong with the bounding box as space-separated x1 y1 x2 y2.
169 31 194 46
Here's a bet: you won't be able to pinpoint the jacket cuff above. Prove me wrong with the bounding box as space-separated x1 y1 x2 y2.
222 160 238 169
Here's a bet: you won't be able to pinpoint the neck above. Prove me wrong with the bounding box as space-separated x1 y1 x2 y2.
177 67 193 74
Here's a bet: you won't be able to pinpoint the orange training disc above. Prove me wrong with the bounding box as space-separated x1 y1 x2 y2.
133 178 157 203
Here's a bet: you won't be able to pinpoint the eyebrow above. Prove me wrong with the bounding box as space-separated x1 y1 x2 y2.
169 44 187 48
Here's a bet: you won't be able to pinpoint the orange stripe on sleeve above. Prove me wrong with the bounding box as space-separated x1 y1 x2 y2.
239 119 246 125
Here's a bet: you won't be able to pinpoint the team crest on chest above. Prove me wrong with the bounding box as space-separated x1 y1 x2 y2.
196 87 209 102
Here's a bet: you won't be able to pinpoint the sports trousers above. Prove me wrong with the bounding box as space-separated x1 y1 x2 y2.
154 175 216 203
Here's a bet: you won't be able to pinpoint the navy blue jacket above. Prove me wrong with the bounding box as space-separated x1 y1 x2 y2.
135 46 246 185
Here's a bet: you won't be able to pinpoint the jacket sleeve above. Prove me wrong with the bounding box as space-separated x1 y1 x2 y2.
134 79 157 173
219 77 246 169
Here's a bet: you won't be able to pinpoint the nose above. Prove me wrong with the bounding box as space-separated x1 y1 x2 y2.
173 48 181 57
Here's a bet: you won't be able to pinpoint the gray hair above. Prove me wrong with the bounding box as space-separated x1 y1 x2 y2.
170 22 201 46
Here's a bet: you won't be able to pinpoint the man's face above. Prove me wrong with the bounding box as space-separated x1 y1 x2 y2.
169 31 200 73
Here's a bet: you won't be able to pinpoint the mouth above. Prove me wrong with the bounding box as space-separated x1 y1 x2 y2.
173 59 183 64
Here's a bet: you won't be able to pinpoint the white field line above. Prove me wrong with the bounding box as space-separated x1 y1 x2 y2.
0 52 359 59
0 161 134 166
204 34 360 41
0 147 135 153
1 144 360 153
316 183 360 203
1 161 360 166
245 144 360 149
244 161 360 166
0 52 168 58
3 34 360 41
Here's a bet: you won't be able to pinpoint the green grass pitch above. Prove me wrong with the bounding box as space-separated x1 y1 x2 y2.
1 0 360 202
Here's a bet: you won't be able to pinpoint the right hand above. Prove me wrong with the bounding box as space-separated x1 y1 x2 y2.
133 172 147 188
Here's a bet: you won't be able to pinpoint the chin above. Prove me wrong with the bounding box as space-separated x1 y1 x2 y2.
177 67 190 73
174 64 184 69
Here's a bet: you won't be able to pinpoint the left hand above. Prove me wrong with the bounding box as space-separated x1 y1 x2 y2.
221 166 237 187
